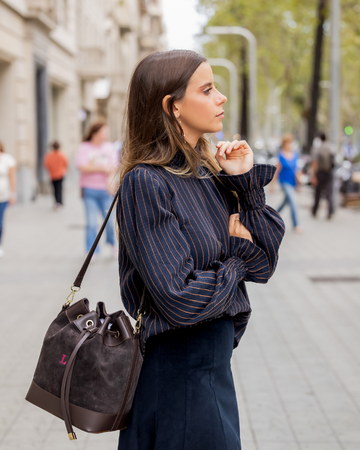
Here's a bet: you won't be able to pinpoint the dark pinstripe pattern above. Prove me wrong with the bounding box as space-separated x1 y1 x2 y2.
116 151 285 353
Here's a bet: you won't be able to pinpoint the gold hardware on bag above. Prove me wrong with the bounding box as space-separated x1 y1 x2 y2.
77 314 83 319
63 286 81 308
68 432 77 440
134 310 145 334
86 320 94 328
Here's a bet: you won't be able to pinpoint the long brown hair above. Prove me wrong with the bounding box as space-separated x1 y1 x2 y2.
83 121 106 142
120 50 221 182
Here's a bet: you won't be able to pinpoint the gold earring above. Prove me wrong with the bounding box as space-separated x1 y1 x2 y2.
176 114 185 138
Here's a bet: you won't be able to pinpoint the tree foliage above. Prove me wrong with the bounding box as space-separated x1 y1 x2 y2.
198 0 360 144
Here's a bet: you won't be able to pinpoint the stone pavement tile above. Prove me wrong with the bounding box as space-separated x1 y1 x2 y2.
340 444 360 450
39 426 88 450
6 405 53 435
270 278 360 443
0 388 24 433
84 443 118 450
283 274 360 410
233 355 257 444
0 436 44 450
39 417 119 449
247 288 341 443
256 441 300 450
300 443 342 450
86 432 119 447
287 414 339 443
325 411 360 443
233 342 298 443
314 282 360 360
240 440 258 450
233 381 254 443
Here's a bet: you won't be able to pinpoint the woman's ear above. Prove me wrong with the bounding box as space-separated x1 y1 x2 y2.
162 95 172 116
162 95 181 118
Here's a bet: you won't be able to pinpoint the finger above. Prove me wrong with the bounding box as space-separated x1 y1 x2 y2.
218 142 231 156
217 142 228 155
226 140 240 153
228 213 239 235
215 148 225 163
229 213 240 227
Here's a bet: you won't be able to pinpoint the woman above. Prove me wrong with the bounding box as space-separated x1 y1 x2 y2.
117 50 285 450
44 140 68 209
76 122 118 254
274 134 302 232
0 141 16 258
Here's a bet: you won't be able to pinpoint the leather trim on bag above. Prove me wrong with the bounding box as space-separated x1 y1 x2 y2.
65 299 90 322
26 381 127 432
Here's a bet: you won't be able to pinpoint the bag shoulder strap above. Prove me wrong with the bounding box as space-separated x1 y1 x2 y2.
73 193 118 289
64 191 148 315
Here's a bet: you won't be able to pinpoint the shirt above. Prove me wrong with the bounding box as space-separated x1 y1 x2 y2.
311 141 334 173
75 141 118 190
278 152 299 186
117 151 285 354
44 151 68 180
0 153 16 202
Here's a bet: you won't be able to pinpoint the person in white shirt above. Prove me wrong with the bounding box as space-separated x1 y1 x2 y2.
0 141 16 257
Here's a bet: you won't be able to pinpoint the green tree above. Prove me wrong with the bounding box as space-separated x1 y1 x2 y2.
198 0 360 148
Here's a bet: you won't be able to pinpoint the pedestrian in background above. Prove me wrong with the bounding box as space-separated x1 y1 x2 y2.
43 140 68 209
0 141 16 258
75 122 118 255
311 132 335 219
272 134 302 232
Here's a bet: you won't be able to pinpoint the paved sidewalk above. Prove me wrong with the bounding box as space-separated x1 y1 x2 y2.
0 184 360 450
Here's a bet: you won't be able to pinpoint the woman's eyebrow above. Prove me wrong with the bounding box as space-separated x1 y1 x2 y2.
198 82 213 89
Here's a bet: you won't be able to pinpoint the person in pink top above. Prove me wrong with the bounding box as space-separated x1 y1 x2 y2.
75 122 118 254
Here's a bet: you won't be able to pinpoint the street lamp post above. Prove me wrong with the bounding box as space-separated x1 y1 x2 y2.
330 0 340 151
207 58 238 139
206 26 257 145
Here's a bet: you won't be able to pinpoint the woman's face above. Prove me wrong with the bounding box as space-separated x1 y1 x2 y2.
174 62 227 146
93 125 109 143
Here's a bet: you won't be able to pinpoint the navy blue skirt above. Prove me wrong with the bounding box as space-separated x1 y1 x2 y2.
118 316 241 450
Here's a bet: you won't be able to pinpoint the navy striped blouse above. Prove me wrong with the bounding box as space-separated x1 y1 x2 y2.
117 151 285 353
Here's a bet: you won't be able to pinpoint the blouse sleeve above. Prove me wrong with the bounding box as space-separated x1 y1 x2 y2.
216 164 285 279
118 167 261 327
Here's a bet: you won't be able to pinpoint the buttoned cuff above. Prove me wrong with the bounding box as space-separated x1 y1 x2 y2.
217 164 276 211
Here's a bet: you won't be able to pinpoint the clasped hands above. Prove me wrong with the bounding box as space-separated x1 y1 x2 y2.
216 139 254 242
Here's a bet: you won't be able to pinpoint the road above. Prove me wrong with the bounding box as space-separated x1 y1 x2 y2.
0 182 359 450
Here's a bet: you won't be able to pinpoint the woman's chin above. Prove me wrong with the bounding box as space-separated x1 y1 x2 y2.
205 125 223 134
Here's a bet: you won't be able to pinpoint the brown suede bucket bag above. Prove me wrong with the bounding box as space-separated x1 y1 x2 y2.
25 193 146 440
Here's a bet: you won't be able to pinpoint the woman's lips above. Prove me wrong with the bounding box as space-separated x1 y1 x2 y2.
216 111 225 118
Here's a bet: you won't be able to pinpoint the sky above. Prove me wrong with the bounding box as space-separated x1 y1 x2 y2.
161 0 207 51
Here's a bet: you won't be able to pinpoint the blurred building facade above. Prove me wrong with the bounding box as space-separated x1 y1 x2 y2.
0 0 165 202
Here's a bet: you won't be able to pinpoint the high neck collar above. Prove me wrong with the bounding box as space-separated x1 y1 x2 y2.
169 149 186 169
